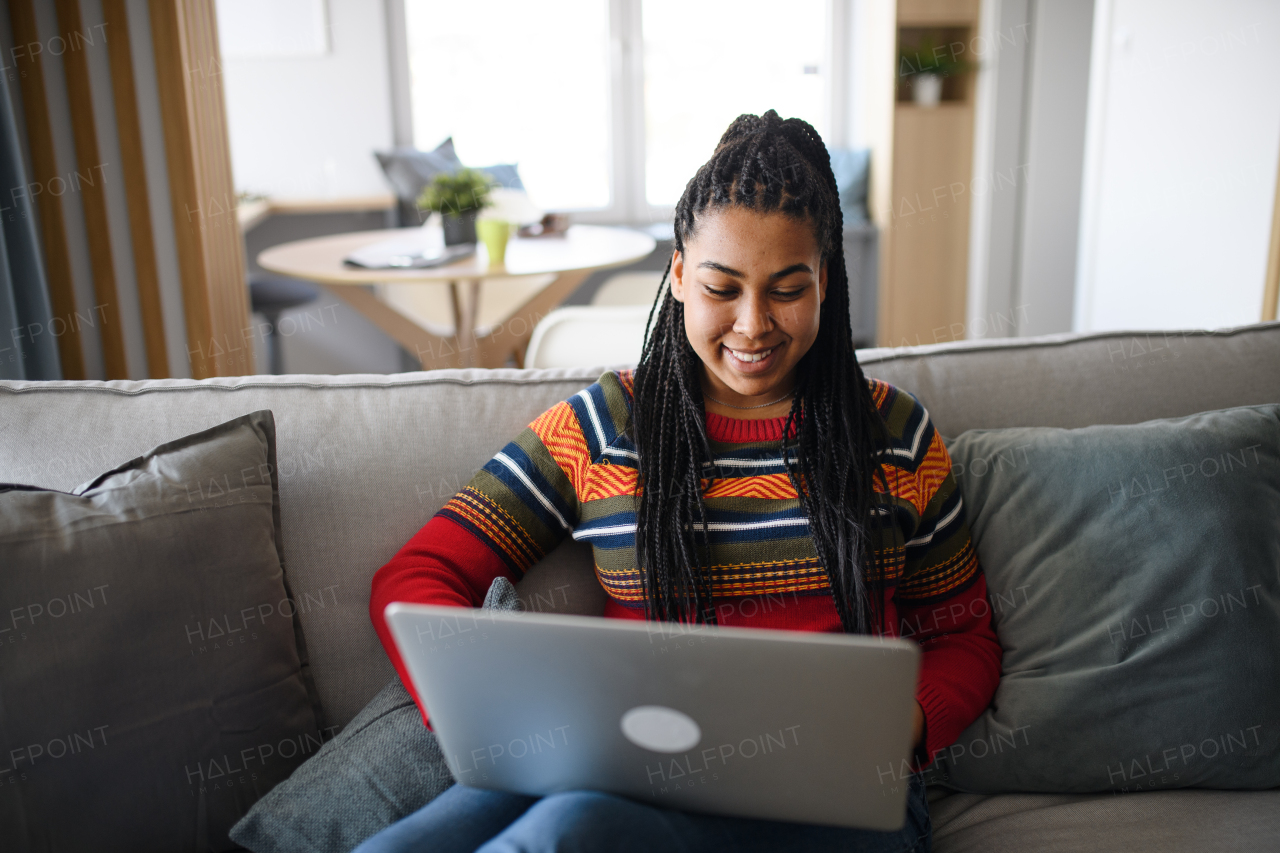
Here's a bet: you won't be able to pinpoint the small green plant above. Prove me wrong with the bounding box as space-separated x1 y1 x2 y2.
417 168 495 217
899 37 974 78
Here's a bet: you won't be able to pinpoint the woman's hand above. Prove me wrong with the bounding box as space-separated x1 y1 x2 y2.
912 701 924 747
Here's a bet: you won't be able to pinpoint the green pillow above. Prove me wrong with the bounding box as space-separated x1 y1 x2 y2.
931 404 1280 793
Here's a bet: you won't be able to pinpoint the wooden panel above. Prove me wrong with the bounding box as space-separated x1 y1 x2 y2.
8 0 84 378
54 0 127 379
150 0 252 378
102 0 169 378
879 104 974 347
897 0 979 25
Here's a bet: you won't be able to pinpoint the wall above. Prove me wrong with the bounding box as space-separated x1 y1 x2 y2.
1075 0 1280 332
218 0 395 200
968 0 1094 339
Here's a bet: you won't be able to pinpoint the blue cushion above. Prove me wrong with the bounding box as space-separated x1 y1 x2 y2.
375 138 525 204
828 147 870 225
930 404 1280 793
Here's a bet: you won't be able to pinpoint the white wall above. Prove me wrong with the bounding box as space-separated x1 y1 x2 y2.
968 0 1094 339
1076 0 1280 332
219 0 395 199
1016 0 1094 336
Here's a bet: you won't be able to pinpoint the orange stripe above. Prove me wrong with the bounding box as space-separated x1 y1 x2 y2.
529 402 591 492
584 464 638 501
703 473 797 500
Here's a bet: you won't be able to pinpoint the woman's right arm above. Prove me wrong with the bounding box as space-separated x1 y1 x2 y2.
369 398 589 721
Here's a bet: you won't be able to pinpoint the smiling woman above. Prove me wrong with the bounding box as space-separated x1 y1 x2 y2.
365 110 1002 853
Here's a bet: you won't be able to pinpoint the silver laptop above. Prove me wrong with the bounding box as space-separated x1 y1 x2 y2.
385 603 921 831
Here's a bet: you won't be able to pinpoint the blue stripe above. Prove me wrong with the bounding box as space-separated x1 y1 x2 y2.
482 442 576 532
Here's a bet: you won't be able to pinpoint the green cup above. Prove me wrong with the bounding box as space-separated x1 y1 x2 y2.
477 218 513 268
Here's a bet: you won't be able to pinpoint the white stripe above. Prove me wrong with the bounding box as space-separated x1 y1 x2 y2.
576 390 608 454
885 406 931 461
495 452 571 532
602 447 638 460
572 523 636 540
705 518 808 532
905 498 962 548
708 457 787 469
572 516 809 541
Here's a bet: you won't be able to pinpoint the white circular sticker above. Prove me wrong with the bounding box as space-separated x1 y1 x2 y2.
620 705 702 753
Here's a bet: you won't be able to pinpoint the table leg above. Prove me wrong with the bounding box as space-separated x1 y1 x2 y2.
448 279 482 367
473 269 592 368
327 284 466 370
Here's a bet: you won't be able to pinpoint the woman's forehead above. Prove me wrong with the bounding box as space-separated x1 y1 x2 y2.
684 207 822 260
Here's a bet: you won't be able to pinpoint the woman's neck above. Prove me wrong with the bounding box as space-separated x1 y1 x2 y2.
699 374 797 421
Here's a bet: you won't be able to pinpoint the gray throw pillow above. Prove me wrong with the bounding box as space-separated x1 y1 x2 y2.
0 411 325 852
230 577 524 853
930 404 1280 793
375 137 464 204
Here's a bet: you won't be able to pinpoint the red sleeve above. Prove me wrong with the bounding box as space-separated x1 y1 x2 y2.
899 573 1003 768
369 514 517 726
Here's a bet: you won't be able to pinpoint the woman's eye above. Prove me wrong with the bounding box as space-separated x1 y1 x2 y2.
773 290 804 299
704 286 735 297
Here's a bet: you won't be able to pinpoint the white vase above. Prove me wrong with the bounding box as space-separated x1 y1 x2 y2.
913 73 942 107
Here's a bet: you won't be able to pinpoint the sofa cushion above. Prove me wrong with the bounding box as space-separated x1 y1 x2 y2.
0 411 325 852
931 404 1280 793
859 321 1280 437
929 787 1280 853
229 577 522 853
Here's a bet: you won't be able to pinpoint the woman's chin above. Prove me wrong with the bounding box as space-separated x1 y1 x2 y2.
708 354 795 405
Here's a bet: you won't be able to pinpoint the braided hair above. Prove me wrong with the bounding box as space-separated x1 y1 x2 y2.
632 109 894 635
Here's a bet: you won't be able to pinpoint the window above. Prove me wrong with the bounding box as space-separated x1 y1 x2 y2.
399 0 842 221
641 0 828 206
404 0 612 211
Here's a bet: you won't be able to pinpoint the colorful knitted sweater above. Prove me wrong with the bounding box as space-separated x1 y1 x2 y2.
370 369 1002 767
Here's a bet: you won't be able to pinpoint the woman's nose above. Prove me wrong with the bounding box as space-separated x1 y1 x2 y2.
733 294 774 339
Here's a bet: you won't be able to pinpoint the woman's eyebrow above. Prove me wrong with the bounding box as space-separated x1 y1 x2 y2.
696 261 813 280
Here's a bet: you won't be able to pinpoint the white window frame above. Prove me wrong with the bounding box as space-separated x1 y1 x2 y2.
386 0 853 226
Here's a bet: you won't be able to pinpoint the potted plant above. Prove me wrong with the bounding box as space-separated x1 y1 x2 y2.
417 168 495 246
898 37 973 107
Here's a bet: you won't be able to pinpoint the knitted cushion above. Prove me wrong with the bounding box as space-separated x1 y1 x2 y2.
931 404 1280 793
229 578 523 853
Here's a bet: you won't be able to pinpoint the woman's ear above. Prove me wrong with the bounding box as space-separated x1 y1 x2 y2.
670 250 686 303
818 259 828 303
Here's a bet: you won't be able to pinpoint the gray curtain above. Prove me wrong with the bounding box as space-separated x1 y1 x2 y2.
0 75 59 380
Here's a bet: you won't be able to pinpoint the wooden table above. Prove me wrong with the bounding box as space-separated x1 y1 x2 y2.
257 225 656 369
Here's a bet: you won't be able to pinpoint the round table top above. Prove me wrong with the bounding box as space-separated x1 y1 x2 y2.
257 224 658 285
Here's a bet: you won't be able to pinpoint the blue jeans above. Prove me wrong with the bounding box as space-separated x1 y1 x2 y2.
353 773 931 853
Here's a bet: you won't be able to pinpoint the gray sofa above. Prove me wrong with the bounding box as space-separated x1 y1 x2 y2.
3 321 1278 851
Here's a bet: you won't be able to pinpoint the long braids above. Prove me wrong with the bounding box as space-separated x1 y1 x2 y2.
632 110 894 634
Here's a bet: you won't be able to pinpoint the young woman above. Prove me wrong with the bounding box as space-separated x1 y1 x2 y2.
363 110 1002 853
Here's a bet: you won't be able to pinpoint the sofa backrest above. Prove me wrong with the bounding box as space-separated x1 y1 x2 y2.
3 321 1277 729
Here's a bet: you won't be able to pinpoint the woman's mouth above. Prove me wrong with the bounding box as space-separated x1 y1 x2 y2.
723 344 782 372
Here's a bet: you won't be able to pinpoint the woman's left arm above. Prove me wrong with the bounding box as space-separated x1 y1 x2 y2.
891 420 1003 769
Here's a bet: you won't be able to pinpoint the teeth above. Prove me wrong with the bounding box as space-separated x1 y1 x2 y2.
728 346 773 363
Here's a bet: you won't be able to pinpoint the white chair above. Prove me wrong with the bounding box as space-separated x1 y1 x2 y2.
590 271 665 306
524 305 653 369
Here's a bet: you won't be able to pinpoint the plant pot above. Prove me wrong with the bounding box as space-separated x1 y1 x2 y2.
913 73 943 107
442 212 478 246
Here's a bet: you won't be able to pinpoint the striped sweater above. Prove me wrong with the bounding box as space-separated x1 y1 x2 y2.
371 369 1002 766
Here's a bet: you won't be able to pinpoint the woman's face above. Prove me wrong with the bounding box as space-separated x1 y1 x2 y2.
670 206 827 412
